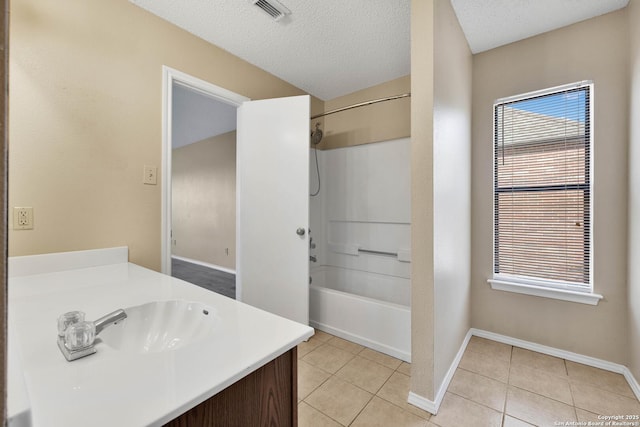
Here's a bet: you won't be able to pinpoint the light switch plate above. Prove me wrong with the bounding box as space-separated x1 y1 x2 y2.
143 165 157 185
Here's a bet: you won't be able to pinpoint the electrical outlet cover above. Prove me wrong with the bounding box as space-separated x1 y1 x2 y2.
13 207 33 230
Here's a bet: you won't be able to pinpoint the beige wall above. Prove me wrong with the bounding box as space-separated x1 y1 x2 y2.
319 75 410 150
8 0 318 270
410 0 473 403
628 0 640 381
410 0 435 401
432 0 472 392
471 10 630 364
172 132 236 270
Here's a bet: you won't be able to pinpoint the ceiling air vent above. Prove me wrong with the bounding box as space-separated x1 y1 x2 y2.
251 0 291 22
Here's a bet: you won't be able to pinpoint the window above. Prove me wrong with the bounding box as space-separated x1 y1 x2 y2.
489 81 601 305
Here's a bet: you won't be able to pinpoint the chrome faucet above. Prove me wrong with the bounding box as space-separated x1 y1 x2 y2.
57 309 127 362
94 309 127 335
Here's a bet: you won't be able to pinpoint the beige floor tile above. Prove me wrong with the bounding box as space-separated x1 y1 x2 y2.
398 361 412 376
458 348 510 383
305 377 373 426
298 337 325 359
448 368 507 411
359 347 403 370
566 361 636 398
312 329 334 342
571 382 640 416
511 347 567 377
298 359 331 400
466 336 512 362
335 355 395 394
575 408 604 423
429 392 502 427
502 415 535 427
505 386 577 426
351 396 429 427
302 343 355 374
298 401 342 427
327 336 366 354
377 371 432 420
508 363 573 405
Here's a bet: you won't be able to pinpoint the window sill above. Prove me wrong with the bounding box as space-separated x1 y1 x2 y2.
487 278 603 306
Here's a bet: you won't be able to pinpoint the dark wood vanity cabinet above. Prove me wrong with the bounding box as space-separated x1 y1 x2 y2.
165 347 298 427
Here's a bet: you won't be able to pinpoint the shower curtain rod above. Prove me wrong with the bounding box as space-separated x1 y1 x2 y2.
310 92 411 120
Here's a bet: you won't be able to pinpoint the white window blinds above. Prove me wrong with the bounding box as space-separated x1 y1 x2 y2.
493 82 592 292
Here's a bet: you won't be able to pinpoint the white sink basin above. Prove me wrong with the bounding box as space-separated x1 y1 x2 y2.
98 300 218 353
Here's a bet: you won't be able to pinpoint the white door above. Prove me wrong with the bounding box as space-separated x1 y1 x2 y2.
236 95 310 325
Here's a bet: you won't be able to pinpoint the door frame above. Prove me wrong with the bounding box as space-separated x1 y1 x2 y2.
161 66 249 275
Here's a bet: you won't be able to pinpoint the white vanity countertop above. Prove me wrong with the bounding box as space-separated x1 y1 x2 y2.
8 248 314 427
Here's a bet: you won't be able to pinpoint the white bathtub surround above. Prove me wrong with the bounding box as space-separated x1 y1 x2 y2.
310 266 411 361
326 220 411 278
407 328 640 415
309 138 412 361
8 248 313 427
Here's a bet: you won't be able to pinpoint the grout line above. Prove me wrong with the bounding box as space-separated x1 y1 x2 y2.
299 332 426 425
508 383 578 409
503 346 512 417
347 393 375 426
298 363 333 401
372 371 433 420
454 345 584 422
303 331 637 426
304 332 640 425
455 364 509 385
505 414 535 426
303 399 346 427
566 360 577 410
445 388 504 414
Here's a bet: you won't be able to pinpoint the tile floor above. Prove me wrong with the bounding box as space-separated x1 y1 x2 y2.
297 331 640 427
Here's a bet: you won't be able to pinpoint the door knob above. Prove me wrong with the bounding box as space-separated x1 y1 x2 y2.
296 228 306 236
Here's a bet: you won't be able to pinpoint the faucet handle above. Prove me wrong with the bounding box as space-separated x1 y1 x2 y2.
57 311 85 337
64 321 96 351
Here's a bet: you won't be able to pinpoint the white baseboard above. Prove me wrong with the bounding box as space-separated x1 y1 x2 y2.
407 330 473 415
171 255 236 275
406 328 640 415
407 391 436 414
625 368 640 402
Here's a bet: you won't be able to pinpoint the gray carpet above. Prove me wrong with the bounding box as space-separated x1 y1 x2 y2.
171 258 236 299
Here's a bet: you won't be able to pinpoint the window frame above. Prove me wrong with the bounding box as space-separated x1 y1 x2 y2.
487 81 602 305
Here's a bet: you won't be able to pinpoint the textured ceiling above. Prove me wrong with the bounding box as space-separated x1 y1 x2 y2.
130 0 410 101
451 0 629 54
142 0 631 144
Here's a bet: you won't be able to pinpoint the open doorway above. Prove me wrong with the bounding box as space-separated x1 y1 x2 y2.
170 83 237 298
161 67 249 298
162 67 310 323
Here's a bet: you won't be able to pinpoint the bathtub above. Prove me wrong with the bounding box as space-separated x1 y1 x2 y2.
309 265 411 362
